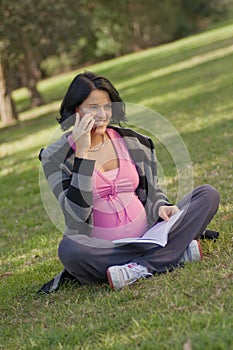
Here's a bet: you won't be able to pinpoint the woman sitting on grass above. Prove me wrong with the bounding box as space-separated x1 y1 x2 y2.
39 71 220 292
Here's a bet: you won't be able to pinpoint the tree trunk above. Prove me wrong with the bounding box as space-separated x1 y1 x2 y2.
0 54 18 126
20 45 44 108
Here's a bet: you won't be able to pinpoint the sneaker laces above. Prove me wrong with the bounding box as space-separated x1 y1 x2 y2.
122 263 152 285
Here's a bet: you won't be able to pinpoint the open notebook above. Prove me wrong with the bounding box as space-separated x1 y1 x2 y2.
113 210 184 247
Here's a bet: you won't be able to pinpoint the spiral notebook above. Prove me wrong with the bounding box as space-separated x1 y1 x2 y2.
113 210 184 247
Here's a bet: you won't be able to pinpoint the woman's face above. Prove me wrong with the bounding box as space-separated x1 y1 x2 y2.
77 89 112 135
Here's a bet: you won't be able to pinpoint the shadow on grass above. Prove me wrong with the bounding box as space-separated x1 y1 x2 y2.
0 112 58 145
99 37 233 85
122 53 233 110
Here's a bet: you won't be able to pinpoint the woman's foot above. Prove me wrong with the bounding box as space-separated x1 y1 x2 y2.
179 240 203 263
107 263 152 290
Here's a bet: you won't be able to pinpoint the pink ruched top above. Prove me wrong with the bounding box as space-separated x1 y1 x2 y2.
91 128 148 240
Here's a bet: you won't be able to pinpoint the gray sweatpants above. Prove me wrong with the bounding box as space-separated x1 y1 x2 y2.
58 185 220 285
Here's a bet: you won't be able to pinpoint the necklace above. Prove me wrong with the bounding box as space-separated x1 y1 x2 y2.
88 134 106 152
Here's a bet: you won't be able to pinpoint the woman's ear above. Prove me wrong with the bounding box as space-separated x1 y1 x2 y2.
75 107 79 112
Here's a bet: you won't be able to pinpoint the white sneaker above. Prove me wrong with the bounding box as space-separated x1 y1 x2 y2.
107 263 152 290
179 240 203 263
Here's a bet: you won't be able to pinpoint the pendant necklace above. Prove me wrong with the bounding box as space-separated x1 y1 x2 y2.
89 134 106 152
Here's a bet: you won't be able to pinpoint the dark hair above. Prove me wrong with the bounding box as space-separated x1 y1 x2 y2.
58 71 126 130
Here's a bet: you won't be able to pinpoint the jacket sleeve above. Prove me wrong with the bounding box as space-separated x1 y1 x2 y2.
40 146 95 232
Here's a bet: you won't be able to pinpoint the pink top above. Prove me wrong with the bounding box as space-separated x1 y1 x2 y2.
91 128 148 240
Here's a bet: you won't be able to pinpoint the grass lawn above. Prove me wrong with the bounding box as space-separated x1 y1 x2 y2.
1 21 233 350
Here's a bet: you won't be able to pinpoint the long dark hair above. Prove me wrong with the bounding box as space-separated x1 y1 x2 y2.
58 71 126 130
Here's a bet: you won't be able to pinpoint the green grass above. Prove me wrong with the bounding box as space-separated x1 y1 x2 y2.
1 21 233 350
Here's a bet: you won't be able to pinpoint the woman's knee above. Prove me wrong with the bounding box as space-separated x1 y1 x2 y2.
198 184 220 204
58 236 108 284
58 236 92 266
195 185 220 214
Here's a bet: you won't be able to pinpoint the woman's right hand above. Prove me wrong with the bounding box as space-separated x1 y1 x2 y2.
158 205 180 222
72 112 95 157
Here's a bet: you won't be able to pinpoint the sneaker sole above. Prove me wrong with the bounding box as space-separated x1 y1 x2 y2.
197 240 204 260
107 268 115 290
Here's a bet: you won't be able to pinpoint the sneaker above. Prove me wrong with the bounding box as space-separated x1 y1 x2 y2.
107 263 152 290
179 240 203 263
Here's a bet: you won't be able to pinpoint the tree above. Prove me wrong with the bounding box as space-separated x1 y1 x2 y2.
0 0 95 125
0 49 18 125
0 0 44 124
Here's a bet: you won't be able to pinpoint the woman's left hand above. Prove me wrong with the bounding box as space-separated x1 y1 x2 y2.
158 205 180 222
